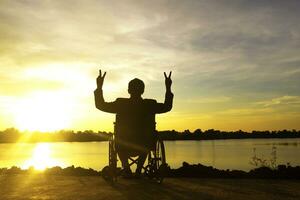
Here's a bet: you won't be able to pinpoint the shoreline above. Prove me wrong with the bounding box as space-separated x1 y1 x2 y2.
1 162 300 179
0 136 300 144
1 128 300 143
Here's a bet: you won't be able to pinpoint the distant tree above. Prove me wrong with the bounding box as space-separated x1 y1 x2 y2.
194 129 202 134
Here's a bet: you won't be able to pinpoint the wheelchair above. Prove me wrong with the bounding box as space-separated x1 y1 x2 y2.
102 123 168 184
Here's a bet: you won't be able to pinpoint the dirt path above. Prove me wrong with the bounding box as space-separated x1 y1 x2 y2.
1 175 300 200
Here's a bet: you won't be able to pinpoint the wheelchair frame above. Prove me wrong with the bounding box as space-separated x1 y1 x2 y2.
102 123 167 183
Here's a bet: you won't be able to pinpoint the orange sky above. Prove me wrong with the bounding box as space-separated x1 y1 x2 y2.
1 0 300 132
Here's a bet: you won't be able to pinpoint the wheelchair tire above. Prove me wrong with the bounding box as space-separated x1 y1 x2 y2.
146 139 167 184
102 165 118 183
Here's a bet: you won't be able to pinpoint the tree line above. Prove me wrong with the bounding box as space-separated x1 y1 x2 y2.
0 128 299 143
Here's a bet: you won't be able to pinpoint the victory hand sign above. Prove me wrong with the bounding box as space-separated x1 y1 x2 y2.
96 70 106 89
164 71 172 91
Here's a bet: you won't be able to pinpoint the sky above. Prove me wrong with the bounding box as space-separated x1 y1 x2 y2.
0 0 300 132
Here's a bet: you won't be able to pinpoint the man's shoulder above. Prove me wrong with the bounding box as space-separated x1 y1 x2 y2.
115 98 157 105
115 98 130 102
143 98 157 104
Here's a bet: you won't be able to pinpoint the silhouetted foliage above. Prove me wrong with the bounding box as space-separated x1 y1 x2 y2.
0 128 111 143
0 166 100 176
0 128 299 143
159 129 300 140
250 146 278 169
1 163 300 179
165 162 300 179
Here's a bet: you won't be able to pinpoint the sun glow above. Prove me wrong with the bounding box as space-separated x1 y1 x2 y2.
22 143 63 170
13 92 72 132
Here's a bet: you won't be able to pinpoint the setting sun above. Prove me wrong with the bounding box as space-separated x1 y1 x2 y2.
13 92 72 132
22 143 63 170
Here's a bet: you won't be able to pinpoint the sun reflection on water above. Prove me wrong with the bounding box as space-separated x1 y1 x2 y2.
22 143 64 170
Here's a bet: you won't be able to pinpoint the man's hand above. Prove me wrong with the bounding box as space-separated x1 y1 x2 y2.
96 69 106 89
164 71 172 91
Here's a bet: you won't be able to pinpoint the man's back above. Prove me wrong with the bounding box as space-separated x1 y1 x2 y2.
94 70 173 173
114 98 158 153
115 97 157 130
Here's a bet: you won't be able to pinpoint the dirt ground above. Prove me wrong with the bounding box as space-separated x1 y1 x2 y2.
0 175 300 200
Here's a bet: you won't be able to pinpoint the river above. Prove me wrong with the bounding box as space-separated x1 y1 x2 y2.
0 138 299 171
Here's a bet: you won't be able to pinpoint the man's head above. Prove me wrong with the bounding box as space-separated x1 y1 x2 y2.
128 78 145 97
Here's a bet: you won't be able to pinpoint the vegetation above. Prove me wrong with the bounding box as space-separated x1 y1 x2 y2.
249 146 278 170
1 163 300 179
0 128 300 143
159 129 300 140
0 128 111 143
167 162 300 179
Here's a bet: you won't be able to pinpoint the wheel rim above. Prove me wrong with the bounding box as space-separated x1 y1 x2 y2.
143 140 167 183
147 140 166 183
155 140 166 169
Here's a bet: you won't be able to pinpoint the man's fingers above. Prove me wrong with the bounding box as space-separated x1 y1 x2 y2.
98 69 106 78
164 72 167 78
169 71 172 78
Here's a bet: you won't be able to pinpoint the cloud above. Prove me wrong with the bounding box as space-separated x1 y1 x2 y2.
215 95 300 118
217 107 274 117
1 0 300 130
256 96 300 107
185 96 232 104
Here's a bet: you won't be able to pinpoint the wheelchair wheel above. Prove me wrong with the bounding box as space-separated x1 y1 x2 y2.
102 135 118 183
146 139 167 184
102 165 116 182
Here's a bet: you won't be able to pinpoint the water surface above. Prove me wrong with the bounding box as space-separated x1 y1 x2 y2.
0 138 299 171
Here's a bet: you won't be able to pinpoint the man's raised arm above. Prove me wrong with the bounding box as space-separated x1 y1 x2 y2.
155 71 174 113
94 70 117 113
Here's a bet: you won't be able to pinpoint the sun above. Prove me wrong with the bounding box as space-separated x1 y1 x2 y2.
22 143 64 170
13 92 72 132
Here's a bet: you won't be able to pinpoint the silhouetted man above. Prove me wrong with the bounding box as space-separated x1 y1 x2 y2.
94 70 173 177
